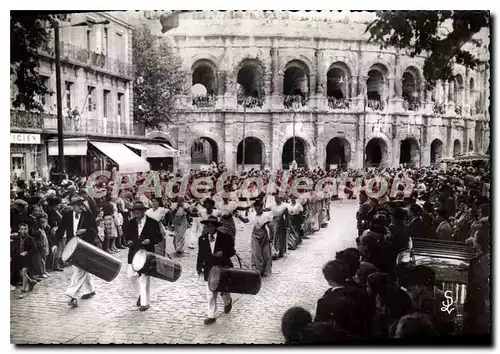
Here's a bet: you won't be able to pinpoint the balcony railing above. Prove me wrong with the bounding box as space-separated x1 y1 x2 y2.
237 95 265 108
327 97 350 110
283 95 307 109
455 105 463 116
433 102 446 115
10 110 143 136
39 41 134 78
192 94 217 108
367 99 384 111
403 99 421 111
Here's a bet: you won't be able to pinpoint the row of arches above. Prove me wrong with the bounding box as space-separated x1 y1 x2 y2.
189 136 470 169
191 58 426 109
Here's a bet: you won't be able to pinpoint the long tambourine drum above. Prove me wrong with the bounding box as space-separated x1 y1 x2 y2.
62 237 122 282
132 250 182 282
208 254 261 295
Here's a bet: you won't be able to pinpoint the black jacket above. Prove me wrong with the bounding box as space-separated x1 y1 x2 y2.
54 209 98 246
125 216 163 264
196 230 235 281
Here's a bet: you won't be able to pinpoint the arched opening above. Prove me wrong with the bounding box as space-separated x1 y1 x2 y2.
237 59 265 108
399 138 420 166
283 60 309 108
366 65 387 111
282 137 307 169
365 138 388 167
192 59 217 108
402 68 420 111
327 62 351 109
430 139 443 164
237 137 264 169
325 137 351 169
469 139 474 153
454 75 464 114
453 139 461 157
469 77 475 114
190 137 218 166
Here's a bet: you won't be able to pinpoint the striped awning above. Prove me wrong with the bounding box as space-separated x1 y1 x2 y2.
144 143 178 158
48 138 88 156
90 141 150 173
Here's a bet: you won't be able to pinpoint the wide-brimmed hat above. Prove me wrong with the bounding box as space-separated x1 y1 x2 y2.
13 199 28 207
200 215 223 226
131 201 148 211
202 198 215 207
69 196 85 206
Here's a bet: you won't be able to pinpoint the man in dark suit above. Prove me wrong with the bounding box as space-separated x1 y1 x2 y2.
54 195 98 307
196 215 235 325
125 201 164 312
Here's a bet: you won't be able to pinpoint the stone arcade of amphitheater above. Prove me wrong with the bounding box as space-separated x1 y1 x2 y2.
143 11 490 172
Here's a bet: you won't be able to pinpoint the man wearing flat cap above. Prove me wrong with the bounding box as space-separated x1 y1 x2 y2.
124 201 163 312
54 195 98 308
196 215 235 325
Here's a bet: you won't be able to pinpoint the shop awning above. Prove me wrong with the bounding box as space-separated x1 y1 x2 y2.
143 143 177 158
125 143 148 151
163 144 179 157
89 141 150 173
48 138 88 156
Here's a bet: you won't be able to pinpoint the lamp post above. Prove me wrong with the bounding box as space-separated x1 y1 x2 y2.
242 97 247 172
52 19 109 179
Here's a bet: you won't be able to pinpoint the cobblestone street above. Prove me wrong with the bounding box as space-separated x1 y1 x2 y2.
11 200 358 344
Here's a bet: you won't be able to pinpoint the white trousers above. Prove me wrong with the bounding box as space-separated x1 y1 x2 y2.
206 282 231 319
188 217 202 248
128 264 151 306
65 266 94 299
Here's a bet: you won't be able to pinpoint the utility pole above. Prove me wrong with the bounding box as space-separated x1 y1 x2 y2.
292 95 297 165
242 97 247 172
54 21 65 178
362 97 367 170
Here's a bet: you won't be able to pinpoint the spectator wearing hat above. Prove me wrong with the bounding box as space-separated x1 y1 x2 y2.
196 215 235 325
421 202 437 239
10 199 33 234
355 262 379 288
31 213 51 279
124 201 164 312
407 204 425 240
53 195 99 308
335 248 361 287
435 209 453 241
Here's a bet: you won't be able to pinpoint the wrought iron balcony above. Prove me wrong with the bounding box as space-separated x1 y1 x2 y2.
10 110 45 129
327 97 350 110
283 95 307 109
38 41 134 78
367 99 384 111
237 95 265 108
432 102 446 115
192 94 217 108
455 105 463 116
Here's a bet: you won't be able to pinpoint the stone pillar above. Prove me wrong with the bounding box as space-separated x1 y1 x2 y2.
351 75 358 99
421 116 430 166
316 121 325 168
271 114 281 170
217 70 228 96
446 122 452 157
315 48 326 94
443 82 449 105
224 112 234 169
177 122 189 172
270 44 280 96
394 54 402 98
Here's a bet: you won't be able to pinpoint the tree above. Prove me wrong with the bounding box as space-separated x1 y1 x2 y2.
11 12 69 113
132 24 186 129
366 11 490 90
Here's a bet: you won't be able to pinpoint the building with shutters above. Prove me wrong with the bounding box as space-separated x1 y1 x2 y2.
139 10 490 171
10 12 178 181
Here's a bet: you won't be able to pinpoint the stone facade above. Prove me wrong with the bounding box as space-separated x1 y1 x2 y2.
145 11 490 172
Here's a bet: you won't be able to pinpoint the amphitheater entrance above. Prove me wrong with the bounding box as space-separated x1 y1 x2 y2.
325 137 350 170
190 137 218 167
237 137 264 170
430 139 444 164
282 137 307 169
399 138 420 167
365 138 388 168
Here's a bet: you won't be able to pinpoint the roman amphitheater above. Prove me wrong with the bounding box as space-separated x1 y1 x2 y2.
142 10 490 171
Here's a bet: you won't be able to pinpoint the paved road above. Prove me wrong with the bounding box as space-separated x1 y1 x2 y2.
10 200 358 344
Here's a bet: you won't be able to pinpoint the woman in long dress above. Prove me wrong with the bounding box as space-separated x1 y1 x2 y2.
251 199 273 277
170 197 193 255
270 195 289 259
287 195 304 250
217 193 250 243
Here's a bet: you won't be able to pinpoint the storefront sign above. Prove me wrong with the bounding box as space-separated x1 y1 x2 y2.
10 133 41 145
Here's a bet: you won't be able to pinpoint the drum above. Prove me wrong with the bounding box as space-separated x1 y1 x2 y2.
208 266 262 295
132 250 182 282
62 237 122 282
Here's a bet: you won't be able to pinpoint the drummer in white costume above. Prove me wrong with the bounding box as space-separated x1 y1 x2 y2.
54 195 99 308
125 202 164 312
